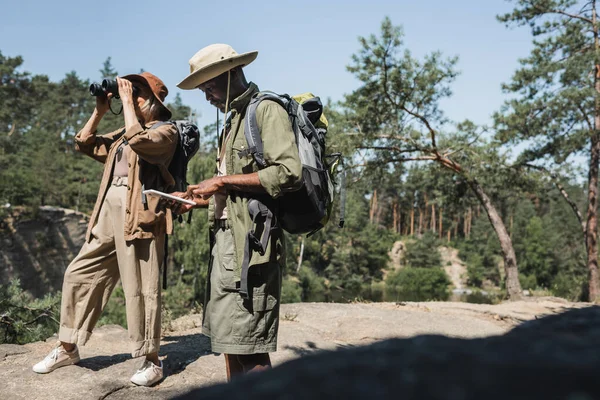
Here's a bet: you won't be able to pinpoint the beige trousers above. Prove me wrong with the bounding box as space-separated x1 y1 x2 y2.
59 177 164 357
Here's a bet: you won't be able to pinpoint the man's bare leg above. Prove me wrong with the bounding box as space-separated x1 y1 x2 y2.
239 353 272 374
225 354 245 381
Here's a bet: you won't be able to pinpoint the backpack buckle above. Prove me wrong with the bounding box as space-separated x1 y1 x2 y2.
237 146 257 159
248 232 265 255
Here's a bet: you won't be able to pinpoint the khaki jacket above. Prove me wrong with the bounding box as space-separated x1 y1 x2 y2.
209 83 302 281
75 121 178 242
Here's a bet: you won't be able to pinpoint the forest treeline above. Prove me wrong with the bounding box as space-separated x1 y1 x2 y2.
2 1 599 343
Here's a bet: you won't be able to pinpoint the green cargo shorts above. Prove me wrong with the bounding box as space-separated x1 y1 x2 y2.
202 226 282 354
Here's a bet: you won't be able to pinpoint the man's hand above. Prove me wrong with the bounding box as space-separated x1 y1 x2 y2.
162 191 209 214
190 177 227 199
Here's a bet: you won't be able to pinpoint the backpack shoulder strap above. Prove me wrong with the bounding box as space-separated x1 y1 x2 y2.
240 92 289 168
150 121 173 129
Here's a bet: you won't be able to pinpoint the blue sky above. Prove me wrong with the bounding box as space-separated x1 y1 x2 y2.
2 0 531 130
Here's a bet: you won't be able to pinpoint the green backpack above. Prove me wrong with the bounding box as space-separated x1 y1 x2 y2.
239 91 344 234
238 91 345 299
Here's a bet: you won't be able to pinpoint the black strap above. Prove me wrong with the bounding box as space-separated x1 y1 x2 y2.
242 92 288 168
239 199 274 299
339 169 346 228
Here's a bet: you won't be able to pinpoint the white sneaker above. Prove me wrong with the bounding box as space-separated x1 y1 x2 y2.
32 343 80 374
130 360 164 386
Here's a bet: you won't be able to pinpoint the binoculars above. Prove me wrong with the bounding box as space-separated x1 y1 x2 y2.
89 78 139 98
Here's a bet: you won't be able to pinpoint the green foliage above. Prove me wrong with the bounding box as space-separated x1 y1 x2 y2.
404 232 442 268
3 12 599 342
385 267 450 301
298 267 328 302
281 277 302 303
519 274 538 291
496 0 595 163
520 216 555 288
0 279 61 344
459 217 502 288
166 146 215 311
98 286 127 328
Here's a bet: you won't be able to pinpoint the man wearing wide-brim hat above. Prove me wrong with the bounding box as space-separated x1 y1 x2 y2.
174 44 302 379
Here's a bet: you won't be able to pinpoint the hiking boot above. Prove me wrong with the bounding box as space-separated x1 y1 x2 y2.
32 343 80 374
130 359 164 386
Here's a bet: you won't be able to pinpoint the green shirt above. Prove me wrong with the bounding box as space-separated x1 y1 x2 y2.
208 83 302 280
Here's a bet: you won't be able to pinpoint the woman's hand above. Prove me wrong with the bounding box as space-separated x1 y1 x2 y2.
117 77 134 105
95 92 113 116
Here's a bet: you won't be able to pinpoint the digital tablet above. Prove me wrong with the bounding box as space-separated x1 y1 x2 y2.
142 189 196 206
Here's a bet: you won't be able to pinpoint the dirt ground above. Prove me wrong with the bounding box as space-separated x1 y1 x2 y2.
0 298 587 400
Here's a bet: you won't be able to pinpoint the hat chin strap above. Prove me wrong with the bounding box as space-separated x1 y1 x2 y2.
224 70 231 122
216 70 232 167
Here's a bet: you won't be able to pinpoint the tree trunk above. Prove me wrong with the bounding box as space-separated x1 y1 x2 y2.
587 122 600 302
431 203 436 234
439 208 443 239
424 194 429 231
410 209 415 236
586 0 600 303
393 199 399 233
369 190 378 224
375 199 384 225
297 236 305 273
418 209 424 235
468 179 522 300
468 207 472 238
464 207 472 239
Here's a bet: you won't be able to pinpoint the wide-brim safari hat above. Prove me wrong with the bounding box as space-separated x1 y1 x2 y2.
122 71 172 119
177 44 258 90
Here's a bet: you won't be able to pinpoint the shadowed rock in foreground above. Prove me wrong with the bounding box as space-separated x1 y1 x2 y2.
0 301 590 399
178 306 600 400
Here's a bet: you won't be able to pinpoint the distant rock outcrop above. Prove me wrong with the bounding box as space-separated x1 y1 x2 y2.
439 245 468 290
387 240 405 270
0 206 88 297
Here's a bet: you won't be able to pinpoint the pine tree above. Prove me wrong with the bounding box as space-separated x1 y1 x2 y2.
344 17 523 299
496 0 600 301
99 56 117 78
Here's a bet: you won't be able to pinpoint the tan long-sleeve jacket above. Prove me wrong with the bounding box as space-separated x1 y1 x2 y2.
75 121 178 242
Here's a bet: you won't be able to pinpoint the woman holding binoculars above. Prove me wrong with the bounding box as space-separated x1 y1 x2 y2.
32 72 177 387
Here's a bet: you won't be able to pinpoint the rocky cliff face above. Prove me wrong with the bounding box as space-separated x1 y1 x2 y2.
0 206 88 297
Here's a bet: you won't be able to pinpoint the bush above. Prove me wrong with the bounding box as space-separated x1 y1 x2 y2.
404 232 442 269
552 271 586 301
98 285 127 328
281 277 302 303
465 253 501 288
298 268 328 302
368 281 386 302
385 267 450 301
519 274 538 291
0 279 61 344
